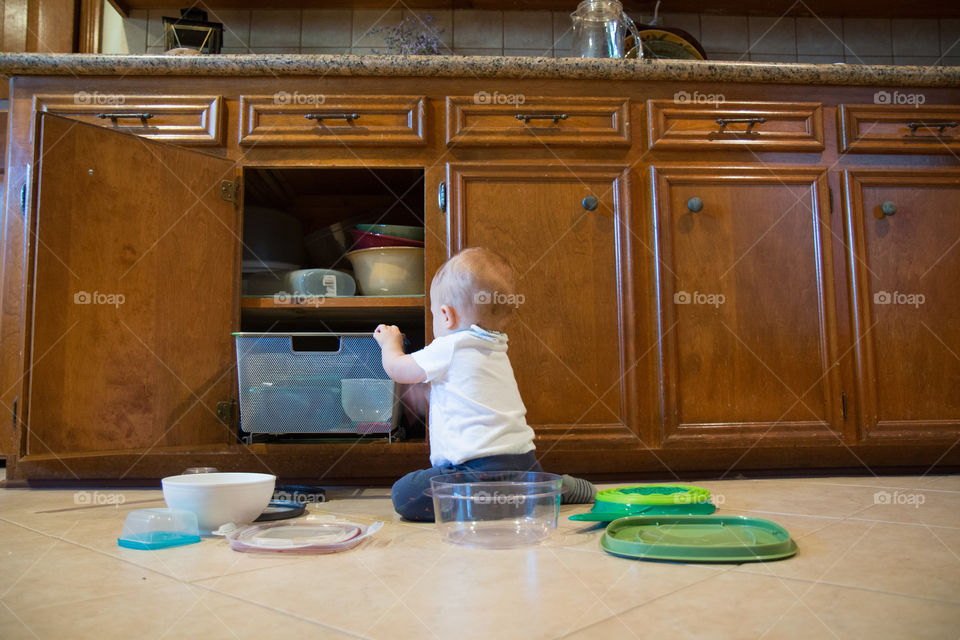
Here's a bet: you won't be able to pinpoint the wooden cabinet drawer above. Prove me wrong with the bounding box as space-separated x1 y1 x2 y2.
239 94 426 146
445 96 630 146
33 94 223 145
647 100 824 151
838 104 960 153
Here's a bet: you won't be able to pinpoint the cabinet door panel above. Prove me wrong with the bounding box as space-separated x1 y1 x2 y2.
843 169 960 440
446 163 636 443
652 166 842 445
24 114 240 456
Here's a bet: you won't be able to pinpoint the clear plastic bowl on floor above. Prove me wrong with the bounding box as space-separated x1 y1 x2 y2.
428 471 562 549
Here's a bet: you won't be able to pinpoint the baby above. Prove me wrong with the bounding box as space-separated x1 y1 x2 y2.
374 247 595 521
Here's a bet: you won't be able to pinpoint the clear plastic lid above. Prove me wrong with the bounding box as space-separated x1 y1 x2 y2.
219 517 382 554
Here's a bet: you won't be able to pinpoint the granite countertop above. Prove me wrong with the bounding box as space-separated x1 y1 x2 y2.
0 53 958 87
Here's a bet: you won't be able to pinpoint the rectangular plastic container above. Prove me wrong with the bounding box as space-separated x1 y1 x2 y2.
234 333 396 435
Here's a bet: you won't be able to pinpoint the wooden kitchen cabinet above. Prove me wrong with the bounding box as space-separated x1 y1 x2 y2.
1 66 957 480
23 114 241 461
842 169 960 442
649 166 844 446
444 163 639 448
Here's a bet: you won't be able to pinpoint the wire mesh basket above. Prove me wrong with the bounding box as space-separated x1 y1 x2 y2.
234 333 396 435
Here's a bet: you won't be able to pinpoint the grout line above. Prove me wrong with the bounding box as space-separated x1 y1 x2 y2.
555 566 738 639
728 567 960 607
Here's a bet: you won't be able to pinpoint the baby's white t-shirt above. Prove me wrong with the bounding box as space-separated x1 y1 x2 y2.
410 324 536 466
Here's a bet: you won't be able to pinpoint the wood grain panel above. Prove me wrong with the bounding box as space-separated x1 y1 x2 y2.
652 165 842 446
446 162 636 442
23 114 240 456
838 104 960 154
843 169 960 441
239 94 426 146
647 100 823 152
446 96 629 147
33 94 224 145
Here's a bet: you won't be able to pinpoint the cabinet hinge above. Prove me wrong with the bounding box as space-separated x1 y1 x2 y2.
216 400 236 425
11 396 17 430
841 391 848 420
437 181 446 213
220 180 240 204
20 165 31 214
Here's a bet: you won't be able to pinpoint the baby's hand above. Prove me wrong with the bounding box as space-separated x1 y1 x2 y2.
373 324 403 349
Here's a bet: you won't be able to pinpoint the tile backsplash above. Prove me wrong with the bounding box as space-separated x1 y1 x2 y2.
102 5 960 66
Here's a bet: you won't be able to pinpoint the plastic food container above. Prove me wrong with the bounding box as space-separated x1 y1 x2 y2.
242 206 304 271
349 229 425 250
345 246 424 296
117 508 201 550
243 269 356 297
429 471 562 549
304 215 369 268
341 378 396 432
355 224 425 242
233 333 394 435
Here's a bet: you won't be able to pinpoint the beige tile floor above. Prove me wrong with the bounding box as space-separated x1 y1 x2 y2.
1 474 958 639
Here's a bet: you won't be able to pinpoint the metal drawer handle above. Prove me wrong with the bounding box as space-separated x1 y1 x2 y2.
687 197 703 213
906 121 957 134
305 113 360 122
96 112 154 122
716 117 766 130
515 114 568 124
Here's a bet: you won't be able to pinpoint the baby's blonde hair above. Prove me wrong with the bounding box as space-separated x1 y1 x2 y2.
431 247 517 331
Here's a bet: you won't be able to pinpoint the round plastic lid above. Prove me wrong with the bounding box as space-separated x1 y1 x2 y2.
232 522 361 549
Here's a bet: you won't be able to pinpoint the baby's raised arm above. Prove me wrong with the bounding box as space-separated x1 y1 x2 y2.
373 324 427 384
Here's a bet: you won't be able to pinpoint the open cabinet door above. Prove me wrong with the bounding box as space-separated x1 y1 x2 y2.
22 114 241 464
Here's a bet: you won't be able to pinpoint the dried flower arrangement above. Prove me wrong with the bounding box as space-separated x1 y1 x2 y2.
372 15 444 55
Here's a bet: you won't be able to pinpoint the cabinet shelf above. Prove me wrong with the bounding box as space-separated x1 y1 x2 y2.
240 295 425 324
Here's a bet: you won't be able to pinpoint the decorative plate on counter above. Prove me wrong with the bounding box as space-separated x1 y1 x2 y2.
637 28 706 60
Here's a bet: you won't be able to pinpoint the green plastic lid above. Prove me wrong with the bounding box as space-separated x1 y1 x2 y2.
595 485 712 506
601 515 798 563
569 484 715 522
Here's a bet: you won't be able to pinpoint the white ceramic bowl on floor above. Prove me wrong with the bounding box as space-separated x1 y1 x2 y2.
161 472 276 533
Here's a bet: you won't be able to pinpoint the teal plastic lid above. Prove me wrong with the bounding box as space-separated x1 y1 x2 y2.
601 515 798 563
118 530 202 550
117 508 202 550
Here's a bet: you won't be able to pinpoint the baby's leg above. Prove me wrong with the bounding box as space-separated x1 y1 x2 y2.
391 464 456 522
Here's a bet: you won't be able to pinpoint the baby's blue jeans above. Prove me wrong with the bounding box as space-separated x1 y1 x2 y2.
391 451 543 522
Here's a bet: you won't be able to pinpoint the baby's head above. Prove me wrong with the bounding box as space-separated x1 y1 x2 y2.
429 247 517 336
